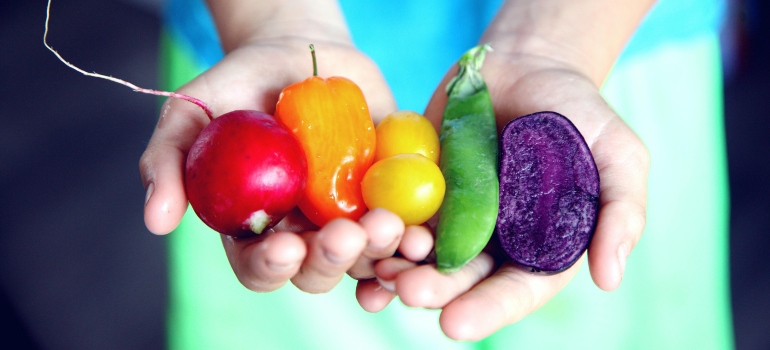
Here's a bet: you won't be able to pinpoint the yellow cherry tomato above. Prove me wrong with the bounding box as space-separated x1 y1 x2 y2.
361 153 446 225
375 111 440 164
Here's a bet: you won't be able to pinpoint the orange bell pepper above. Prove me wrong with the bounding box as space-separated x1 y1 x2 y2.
275 45 376 227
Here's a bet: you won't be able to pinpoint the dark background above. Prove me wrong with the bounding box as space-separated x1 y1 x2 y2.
1 0 768 349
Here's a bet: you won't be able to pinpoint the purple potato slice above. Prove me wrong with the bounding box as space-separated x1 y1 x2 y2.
496 111 599 273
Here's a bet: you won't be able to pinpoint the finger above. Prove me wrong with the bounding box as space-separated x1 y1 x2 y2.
271 206 320 233
221 231 307 292
393 253 496 309
139 98 209 234
347 209 404 279
355 74 397 124
398 225 434 262
355 278 396 313
290 219 368 293
439 260 582 341
372 257 418 293
587 117 649 291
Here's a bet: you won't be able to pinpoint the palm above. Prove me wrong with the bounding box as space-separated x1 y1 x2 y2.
483 54 649 289
363 51 649 340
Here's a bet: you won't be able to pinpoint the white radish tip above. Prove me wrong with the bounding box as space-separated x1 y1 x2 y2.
245 210 271 234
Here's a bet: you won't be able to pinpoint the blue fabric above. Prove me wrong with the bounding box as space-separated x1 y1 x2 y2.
338 0 503 111
620 0 727 60
163 1 728 107
165 0 223 68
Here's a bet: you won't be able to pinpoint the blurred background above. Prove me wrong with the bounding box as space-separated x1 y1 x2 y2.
1 0 768 348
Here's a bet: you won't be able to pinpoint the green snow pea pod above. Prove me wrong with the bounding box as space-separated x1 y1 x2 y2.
435 44 499 274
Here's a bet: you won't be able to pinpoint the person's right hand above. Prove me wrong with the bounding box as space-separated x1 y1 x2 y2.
139 35 400 294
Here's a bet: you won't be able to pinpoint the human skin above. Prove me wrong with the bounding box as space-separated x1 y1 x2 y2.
138 0 652 340
140 0 403 293
361 0 653 340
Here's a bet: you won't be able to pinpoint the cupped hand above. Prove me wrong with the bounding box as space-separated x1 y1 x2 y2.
359 48 650 340
139 38 401 293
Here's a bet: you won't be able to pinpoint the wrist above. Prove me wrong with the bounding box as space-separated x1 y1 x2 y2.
481 32 597 83
481 0 654 87
206 0 352 53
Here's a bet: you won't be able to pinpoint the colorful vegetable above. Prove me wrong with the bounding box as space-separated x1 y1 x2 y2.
275 45 376 227
185 110 308 237
361 154 446 226
374 111 440 164
496 111 600 273
435 44 500 274
44 4 311 237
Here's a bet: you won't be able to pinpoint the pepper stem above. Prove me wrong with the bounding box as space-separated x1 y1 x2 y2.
309 44 318 77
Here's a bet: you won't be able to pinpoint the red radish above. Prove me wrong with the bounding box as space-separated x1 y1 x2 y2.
43 0 308 237
186 110 307 237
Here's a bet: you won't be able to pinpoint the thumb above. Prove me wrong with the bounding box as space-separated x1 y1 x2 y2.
139 95 210 234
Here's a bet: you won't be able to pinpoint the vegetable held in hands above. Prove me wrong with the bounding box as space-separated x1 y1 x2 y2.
275 45 376 227
362 154 445 226
43 1 308 238
496 111 599 273
435 45 500 274
374 110 440 164
361 111 445 226
185 111 308 237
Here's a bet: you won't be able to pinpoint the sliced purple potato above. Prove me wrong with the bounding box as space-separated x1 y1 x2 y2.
496 111 599 273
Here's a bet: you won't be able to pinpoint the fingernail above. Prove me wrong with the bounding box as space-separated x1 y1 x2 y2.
322 231 365 264
368 235 398 251
376 277 396 293
617 243 629 281
144 182 154 206
324 249 353 264
267 261 298 272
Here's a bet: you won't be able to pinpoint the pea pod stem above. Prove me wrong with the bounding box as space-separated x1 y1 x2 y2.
435 44 500 274
445 44 492 99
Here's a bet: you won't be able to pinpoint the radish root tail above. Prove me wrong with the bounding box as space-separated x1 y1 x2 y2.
43 0 214 120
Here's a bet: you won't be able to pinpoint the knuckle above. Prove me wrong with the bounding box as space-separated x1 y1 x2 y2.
628 203 647 247
138 149 153 173
347 263 375 280
137 149 156 186
291 276 334 294
237 274 281 293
